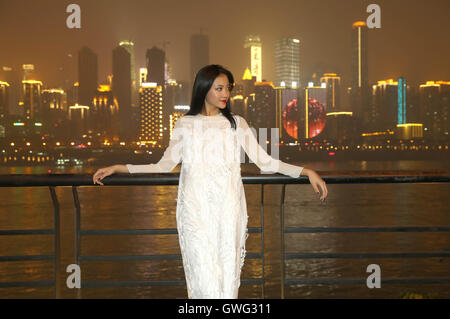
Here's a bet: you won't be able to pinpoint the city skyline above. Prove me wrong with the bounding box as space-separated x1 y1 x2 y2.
0 0 449 92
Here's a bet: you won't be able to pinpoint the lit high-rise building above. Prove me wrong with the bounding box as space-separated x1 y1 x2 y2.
320 73 341 110
244 35 262 82
419 81 450 141
138 82 164 145
92 84 119 138
351 21 368 89
0 66 21 115
146 47 165 87
275 86 299 141
41 89 65 112
371 79 399 131
69 104 90 137
302 83 327 139
22 64 35 81
397 77 407 125
322 111 355 143
350 21 370 124
41 89 67 136
119 40 138 109
78 46 98 107
113 45 133 141
249 81 275 130
22 80 42 121
119 41 136 91
0 81 9 121
275 38 300 88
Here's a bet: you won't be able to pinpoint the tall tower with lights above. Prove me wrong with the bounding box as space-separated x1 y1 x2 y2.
275 38 300 88
138 82 164 146
244 35 262 82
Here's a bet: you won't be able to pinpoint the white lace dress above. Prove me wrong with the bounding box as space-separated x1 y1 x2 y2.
126 113 303 299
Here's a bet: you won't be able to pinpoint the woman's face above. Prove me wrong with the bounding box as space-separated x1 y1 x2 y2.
204 73 232 110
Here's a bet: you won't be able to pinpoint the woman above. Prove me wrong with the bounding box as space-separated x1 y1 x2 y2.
93 64 328 298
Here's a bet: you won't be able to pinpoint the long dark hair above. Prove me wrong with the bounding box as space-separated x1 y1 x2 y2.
186 64 237 129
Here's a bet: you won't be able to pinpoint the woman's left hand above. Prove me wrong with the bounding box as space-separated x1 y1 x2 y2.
303 168 328 202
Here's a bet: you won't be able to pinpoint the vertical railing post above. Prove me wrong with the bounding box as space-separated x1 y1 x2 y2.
49 186 61 299
260 184 265 298
280 183 286 299
72 186 82 299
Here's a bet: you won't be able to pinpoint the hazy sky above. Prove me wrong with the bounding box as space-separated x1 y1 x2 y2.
0 0 449 89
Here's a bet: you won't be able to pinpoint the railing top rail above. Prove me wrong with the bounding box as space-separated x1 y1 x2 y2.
0 170 450 187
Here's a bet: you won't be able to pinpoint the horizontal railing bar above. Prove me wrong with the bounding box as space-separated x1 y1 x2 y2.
82 280 186 287
79 252 262 262
80 227 262 236
285 252 450 259
0 171 449 187
80 278 264 288
80 254 181 261
0 229 54 236
285 278 450 285
0 255 54 262
285 226 450 233
81 229 178 235
0 281 55 288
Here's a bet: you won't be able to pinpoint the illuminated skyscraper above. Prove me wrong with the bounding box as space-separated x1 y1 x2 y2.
242 67 255 98
320 73 341 110
92 84 119 138
0 81 9 121
322 112 355 143
0 66 21 115
351 22 368 89
119 40 138 109
113 45 132 141
275 38 300 88
190 34 210 84
302 83 327 139
419 81 450 141
41 89 67 136
138 82 164 145
22 64 35 81
350 21 370 124
78 46 98 107
244 35 262 82
146 47 165 87
397 77 407 125
249 81 275 130
275 86 299 141
21 80 43 135
119 41 136 90
371 79 398 131
69 104 90 138
22 80 42 121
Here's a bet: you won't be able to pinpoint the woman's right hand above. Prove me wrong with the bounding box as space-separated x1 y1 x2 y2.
92 165 116 185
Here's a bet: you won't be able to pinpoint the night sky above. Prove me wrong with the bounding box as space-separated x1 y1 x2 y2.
0 0 449 90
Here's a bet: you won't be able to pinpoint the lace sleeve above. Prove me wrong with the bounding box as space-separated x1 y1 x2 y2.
126 118 183 173
235 115 303 178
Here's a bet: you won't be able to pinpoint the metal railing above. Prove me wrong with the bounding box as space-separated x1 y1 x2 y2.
1 170 449 298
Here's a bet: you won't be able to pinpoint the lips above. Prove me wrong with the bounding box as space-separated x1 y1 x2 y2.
221 99 227 103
